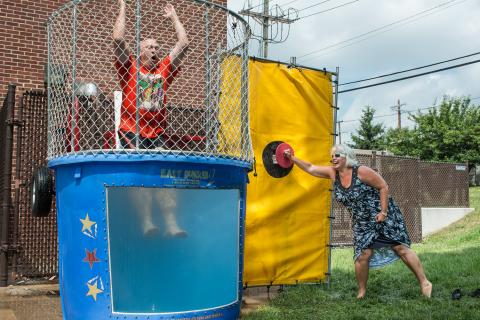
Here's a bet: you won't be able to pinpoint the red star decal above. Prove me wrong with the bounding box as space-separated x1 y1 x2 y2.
83 248 100 269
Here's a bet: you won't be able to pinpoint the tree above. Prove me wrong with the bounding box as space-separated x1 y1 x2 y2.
349 106 385 150
384 96 480 164
383 127 421 157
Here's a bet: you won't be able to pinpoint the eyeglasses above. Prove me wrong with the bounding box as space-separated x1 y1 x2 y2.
331 153 346 158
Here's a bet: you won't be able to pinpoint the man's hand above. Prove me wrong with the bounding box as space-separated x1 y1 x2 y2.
163 4 178 20
113 0 129 64
167 2 188 66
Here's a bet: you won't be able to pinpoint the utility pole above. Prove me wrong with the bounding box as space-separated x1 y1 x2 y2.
262 0 269 58
337 120 343 144
239 0 297 58
391 99 406 129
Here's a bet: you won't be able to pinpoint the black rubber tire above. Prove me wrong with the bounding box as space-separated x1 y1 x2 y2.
31 166 53 217
262 141 293 178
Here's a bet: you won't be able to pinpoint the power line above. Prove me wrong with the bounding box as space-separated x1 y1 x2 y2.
341 97 480 123
296 0 359 20
297 0 334 13
239 0 298 58
277 0 299 8
339 51 480 86
244 0 275 11
299 0 467 62
300 0 464 60
244 0 296 11
337 58 480 94
342 111 402 123
297 0 463 59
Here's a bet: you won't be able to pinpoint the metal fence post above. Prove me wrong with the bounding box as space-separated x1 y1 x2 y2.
327 67 340 287
11 92 26 279
0 83 16 286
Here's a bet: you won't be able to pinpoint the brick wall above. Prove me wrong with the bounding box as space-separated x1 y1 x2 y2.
0 0 66 97
0 0 228 98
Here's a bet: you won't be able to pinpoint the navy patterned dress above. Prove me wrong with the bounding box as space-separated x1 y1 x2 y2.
334 165 411 268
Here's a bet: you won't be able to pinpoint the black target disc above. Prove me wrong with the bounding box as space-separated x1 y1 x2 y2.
262 141 293 178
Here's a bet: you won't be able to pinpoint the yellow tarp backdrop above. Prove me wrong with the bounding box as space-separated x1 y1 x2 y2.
244 59 334 286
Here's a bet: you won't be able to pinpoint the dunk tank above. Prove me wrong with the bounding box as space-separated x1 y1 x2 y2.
45 0 252 319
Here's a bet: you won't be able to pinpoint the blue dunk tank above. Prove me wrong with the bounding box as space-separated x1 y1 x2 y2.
45 1 252 318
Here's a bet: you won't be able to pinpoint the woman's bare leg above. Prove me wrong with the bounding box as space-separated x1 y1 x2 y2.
354 249 373 299
391 244 432 297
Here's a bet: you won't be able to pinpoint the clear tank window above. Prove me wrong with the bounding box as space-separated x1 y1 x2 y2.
106 187 240 314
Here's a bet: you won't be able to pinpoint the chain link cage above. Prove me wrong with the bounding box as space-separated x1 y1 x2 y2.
47 0 252 163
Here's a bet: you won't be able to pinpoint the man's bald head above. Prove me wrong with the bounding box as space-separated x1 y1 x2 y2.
140 38 162 70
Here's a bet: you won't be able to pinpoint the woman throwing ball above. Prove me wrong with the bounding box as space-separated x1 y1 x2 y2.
284 144 432 299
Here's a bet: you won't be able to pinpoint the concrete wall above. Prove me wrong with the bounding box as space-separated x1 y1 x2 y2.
421 207 475 237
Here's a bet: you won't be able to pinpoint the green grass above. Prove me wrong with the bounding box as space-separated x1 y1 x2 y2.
243 187 480 320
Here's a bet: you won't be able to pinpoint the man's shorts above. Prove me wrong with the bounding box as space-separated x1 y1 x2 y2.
118 130 165 150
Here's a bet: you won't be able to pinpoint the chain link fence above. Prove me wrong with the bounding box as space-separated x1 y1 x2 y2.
1 87 58 282
0 84 16 286
47 0 252 162
332 152 469 246
15 90 58 278
419 161 469 207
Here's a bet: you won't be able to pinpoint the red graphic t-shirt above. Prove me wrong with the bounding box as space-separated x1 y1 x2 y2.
115 55 178 138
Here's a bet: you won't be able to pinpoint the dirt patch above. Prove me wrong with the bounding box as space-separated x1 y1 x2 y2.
241 286 282 316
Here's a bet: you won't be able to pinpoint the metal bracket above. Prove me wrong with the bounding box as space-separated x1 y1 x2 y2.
5 119 24 127
0 244 21 253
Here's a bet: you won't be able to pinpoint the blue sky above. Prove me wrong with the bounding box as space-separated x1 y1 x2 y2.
227 0 480 143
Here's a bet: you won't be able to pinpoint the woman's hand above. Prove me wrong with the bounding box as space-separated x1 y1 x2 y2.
283 149 293 160
375 211 387 223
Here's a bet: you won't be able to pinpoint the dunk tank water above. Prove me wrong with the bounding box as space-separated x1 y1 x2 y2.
46 0 252 318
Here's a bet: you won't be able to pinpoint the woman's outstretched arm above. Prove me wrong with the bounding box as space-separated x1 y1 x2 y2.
284 150 335 179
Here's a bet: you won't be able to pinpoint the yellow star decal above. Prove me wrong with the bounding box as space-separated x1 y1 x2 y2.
86 280 103 301
80 214 96 233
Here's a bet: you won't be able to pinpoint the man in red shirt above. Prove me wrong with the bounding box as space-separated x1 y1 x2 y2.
112 0 189 238
113 0 189 149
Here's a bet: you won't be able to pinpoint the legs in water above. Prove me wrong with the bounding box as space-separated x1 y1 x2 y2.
129 188 160 236
354 249 373 299
155 189 187 238
391 244 432 298
129 188 186 237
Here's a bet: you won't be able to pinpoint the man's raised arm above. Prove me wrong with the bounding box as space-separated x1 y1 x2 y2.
113 0 130 65
164 4 189 68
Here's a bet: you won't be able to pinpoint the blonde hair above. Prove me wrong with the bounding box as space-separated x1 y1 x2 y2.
332 144 358 167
